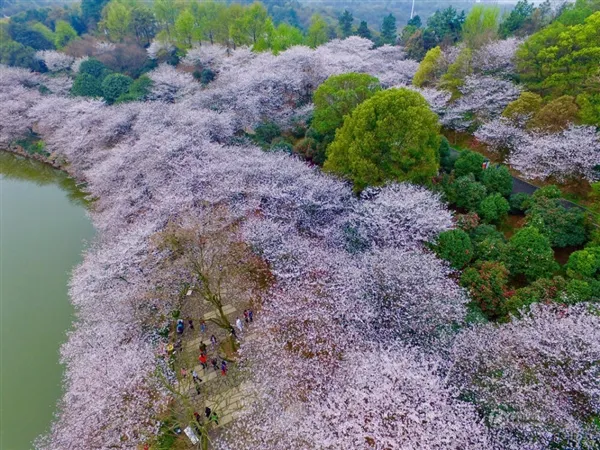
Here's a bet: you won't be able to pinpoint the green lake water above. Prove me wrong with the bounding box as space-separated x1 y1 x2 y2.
0 153 94 449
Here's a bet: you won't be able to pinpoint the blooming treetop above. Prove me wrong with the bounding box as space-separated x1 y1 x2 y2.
449 303 600 449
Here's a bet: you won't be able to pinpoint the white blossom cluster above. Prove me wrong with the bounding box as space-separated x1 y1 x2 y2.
189 37 418 127
472 38 522 76
35 50 75 72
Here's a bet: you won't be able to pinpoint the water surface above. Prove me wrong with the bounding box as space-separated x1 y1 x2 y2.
0 153 94 449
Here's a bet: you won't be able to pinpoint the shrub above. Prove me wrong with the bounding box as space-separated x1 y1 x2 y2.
475 236 507 262
565 247 600 279
454 150 486 179
479 193 510 224
71 72 103 97
532 184 562 200
446 174 488 211
509 192 531 214
503 276 566 316
526 196 588 248
434 229 473 269
102 73 133 104
79 58 109 79
504 227 559 282
200 68 215 85
455 212 480 232
461 261 509 320
253 122 281 147
481 165 513 197
439 136 457 173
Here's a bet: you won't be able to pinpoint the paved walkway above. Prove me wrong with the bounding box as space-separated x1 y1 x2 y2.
178 302 256 430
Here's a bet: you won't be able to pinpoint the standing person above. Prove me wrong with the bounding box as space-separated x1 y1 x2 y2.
221 360 228 376
200 320 206 334
243 309 249 323
211 357 218 372
199 342 207 354
192 370 202 384
188 319 194 330
199 352 208 370
210 334 217 349
248 309 254 323
236 317 243 333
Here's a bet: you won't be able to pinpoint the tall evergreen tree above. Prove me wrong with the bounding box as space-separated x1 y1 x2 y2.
356 20 371 39
338 9 354 38
380 13 397 45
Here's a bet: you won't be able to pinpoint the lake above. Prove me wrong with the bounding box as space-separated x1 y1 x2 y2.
0 152 94 449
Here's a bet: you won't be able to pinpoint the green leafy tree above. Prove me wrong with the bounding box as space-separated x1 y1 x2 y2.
380 13 397 45
566 246 600 279
8 21 54 50
576 92 600 126
407 15 422 28
324 88 440 191
440 47 472 94
116 75 153 102
30 22 56 44
439 136 457 173
255 21 303 55
412 46 443 87
338 9 353 38
306 14 329 48
0 40 42 70
130 1 156 45
516 11 600 97
71 73 103 97
54 20 78 49
101 73 133 103
528 95 580 131
461 261 510 320
499 0 535 38
434 229 473 269
101 0 132 42
173 8 200 48
502 91 543 124
509 192 531 214
312 73 381 141
479 193 510 224
471 224 507 261
526 197 588 248
82 0 111 26
79 58 109 79
241 2 269 44
454 150 485 179
504 276 566 316
426 7 465 47
475 235 507 262
356 21 371 39
462 5 500 48
481 166 513 197
154 0 180 38
445 174 488 211
504 226 559 282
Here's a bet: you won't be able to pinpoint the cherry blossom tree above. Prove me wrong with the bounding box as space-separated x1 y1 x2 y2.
147 64 200 102
472 38 521 76
442 75 520 131
354 183 453 249
474 117 527 153
509 125 600 182
35 50 75 72
449 303 600 448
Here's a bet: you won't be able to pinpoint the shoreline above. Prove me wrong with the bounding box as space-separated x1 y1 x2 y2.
1 145 79 179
